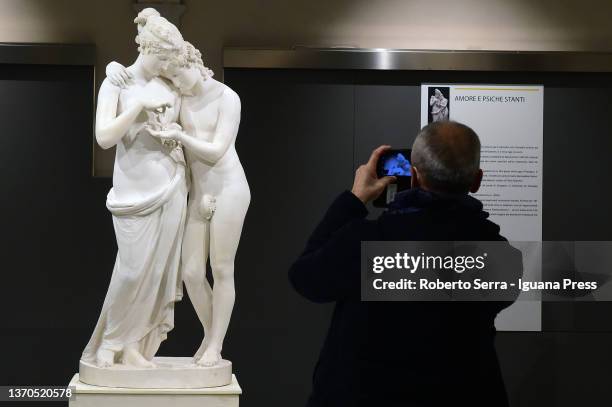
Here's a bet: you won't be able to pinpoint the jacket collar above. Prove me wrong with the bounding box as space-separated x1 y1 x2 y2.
387 187 487 218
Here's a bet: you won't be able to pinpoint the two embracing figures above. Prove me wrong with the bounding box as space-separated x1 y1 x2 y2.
81 9 250 369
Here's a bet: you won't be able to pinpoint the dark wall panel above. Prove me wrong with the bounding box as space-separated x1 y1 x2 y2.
354 85 420 165
223 70 355 406
0 64 113 396
354 84 420 216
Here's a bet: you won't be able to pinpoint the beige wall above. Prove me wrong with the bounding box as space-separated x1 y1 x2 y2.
1 0 612 175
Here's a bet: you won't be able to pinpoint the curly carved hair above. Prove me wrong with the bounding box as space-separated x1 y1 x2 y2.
134 7 160 28
173 41 214 79
134 8 183 56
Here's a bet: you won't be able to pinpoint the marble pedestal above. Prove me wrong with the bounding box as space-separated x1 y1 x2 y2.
79 357 232 388
68 373 241 407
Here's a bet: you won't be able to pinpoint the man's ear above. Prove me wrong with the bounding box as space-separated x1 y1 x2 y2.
411 166 421 189
469 169 483 193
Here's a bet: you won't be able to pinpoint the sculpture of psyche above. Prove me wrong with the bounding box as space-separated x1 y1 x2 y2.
78 8 250 389
430 88 449 122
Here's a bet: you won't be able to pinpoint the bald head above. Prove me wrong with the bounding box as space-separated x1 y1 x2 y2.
411 121 481 194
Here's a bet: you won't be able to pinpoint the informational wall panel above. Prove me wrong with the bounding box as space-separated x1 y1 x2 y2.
421 84 544 331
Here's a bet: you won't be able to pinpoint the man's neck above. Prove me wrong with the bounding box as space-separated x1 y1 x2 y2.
418 185 469 199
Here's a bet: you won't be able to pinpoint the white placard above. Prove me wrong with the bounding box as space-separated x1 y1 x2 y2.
421 84 544 331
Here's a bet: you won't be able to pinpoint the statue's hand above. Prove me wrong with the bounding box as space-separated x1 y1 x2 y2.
139 97 172 112
146 127 183 142
106 61 132 89
167 123 183 131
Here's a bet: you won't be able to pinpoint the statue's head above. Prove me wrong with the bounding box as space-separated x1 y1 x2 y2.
163 41 215 95
134 8 183 76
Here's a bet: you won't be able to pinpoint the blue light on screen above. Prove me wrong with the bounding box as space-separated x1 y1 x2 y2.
383 153 411 176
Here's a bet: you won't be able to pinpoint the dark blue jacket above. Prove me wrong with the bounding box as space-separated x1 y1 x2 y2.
289 188 522 407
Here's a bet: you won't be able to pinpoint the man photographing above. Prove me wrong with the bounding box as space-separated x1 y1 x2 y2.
289 121 522 407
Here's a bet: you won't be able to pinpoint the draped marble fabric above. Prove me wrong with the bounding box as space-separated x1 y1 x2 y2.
82 147 188 363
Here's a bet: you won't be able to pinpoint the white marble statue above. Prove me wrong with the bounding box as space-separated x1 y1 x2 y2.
82 11 187 370
148 41 250 367
84 7 250 374
430 88 449 122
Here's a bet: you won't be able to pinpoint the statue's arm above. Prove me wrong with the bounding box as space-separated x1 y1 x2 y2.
178 89 241 164
95 79 145 149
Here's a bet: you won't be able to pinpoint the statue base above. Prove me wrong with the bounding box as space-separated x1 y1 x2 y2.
68 372 241 407
79 357 232 388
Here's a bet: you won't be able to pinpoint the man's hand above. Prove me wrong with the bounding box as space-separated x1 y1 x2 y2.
351 145 396 204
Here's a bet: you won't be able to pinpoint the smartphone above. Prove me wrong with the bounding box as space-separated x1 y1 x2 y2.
377 149 412 178
374 149 412 208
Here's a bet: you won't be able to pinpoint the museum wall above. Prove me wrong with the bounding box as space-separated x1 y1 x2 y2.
3 0 612 75
2 0 612 175
2 1 612 406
